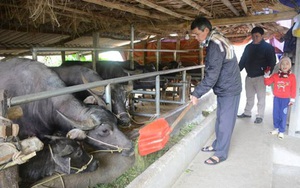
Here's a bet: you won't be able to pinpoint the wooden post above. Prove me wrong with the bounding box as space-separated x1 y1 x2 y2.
289 37 300 136
143 40 147 64
130 24 135 69
186 75 192 100
176 40 180 62
156 39 161 71
0 89 19 188
92 32 99 71
0 90 8 117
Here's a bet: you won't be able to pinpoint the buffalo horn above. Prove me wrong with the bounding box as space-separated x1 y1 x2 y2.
122 68 143 75
56 110 96 130
81 73 105 95
67 129 87 140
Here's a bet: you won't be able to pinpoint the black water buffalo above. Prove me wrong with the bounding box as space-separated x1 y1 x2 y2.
158 60 182 71
0 58 133 156
19 137 98 187
63 60 167 90
52 65 131 127
100 60 168 90
93 60 130 81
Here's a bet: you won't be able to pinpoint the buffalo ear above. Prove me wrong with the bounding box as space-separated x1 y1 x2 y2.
60 145 73 157
67 129 87 140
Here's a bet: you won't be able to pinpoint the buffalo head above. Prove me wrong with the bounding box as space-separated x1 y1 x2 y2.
109 84 131 127
49 137 98 174
19 136 98 185
67 105 134 157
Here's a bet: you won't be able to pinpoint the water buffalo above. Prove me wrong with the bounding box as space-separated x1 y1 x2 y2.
0 58 133 156
62 60 167 90
52 65 131 127
19 137 98 187
99 60 167 90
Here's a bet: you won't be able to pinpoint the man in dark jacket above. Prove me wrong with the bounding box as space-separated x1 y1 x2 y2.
190 16 242 165
237 27 276 124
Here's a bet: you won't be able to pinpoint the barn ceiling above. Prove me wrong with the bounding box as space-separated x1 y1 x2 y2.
0 0 298 57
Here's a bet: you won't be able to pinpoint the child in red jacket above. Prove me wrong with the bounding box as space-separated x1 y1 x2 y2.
264 56 296 139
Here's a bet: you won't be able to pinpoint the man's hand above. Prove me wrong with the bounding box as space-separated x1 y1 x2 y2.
190 95 199 105
264 66 271 78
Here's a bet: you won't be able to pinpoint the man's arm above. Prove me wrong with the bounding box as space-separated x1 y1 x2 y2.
238 45 248 71
266 45 276 73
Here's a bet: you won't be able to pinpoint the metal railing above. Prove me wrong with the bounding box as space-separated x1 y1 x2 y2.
8 65 204 118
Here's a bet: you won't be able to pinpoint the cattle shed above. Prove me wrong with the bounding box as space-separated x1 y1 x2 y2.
0 0 298 59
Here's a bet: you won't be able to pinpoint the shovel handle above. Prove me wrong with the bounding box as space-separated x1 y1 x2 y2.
170 102 193 129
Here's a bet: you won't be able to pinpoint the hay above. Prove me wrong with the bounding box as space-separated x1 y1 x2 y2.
93 122 198 188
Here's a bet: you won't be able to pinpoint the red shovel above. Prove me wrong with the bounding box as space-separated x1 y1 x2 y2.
138 102 193 156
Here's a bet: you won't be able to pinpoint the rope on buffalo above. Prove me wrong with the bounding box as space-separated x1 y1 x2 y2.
49 145 93 174
129 113 157 125
125 88 162 125
114 111 130 122
87 135 131 154
71 154 94 174
114 111 152 126
31 146 94 188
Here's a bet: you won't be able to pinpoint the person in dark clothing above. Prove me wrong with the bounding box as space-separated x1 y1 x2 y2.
190 16 242 165
237 26 276 124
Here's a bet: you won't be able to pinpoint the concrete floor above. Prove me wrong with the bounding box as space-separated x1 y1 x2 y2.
172 91 300 188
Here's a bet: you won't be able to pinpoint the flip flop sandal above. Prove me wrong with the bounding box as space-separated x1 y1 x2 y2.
201 146 215 152
204 156 226 165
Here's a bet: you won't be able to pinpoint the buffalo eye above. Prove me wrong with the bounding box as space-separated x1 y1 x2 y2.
101 128 110 136
97 127 111 137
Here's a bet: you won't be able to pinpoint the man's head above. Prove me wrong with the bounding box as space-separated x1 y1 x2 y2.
251 27 264 44
191 16 212 43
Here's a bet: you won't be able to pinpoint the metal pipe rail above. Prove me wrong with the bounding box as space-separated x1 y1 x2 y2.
132 98 183 104
8 65 204 116
130 90 155 95
32 47 196 53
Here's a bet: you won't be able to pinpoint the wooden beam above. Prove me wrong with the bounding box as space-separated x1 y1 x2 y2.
83 0 167 21
143 11 296 34
134 0 193 20
240 0 247 14
181 0 212 17
210 11 297 26
220 0 240 16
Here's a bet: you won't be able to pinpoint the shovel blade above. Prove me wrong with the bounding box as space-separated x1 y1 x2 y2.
138 118 172 156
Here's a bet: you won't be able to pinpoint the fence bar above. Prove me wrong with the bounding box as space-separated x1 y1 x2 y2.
155 75 160 116
181 70 187 103
130 90 155 95
132 98 183 104
105 84 112 111
8 65 204 108
32 47 192 53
